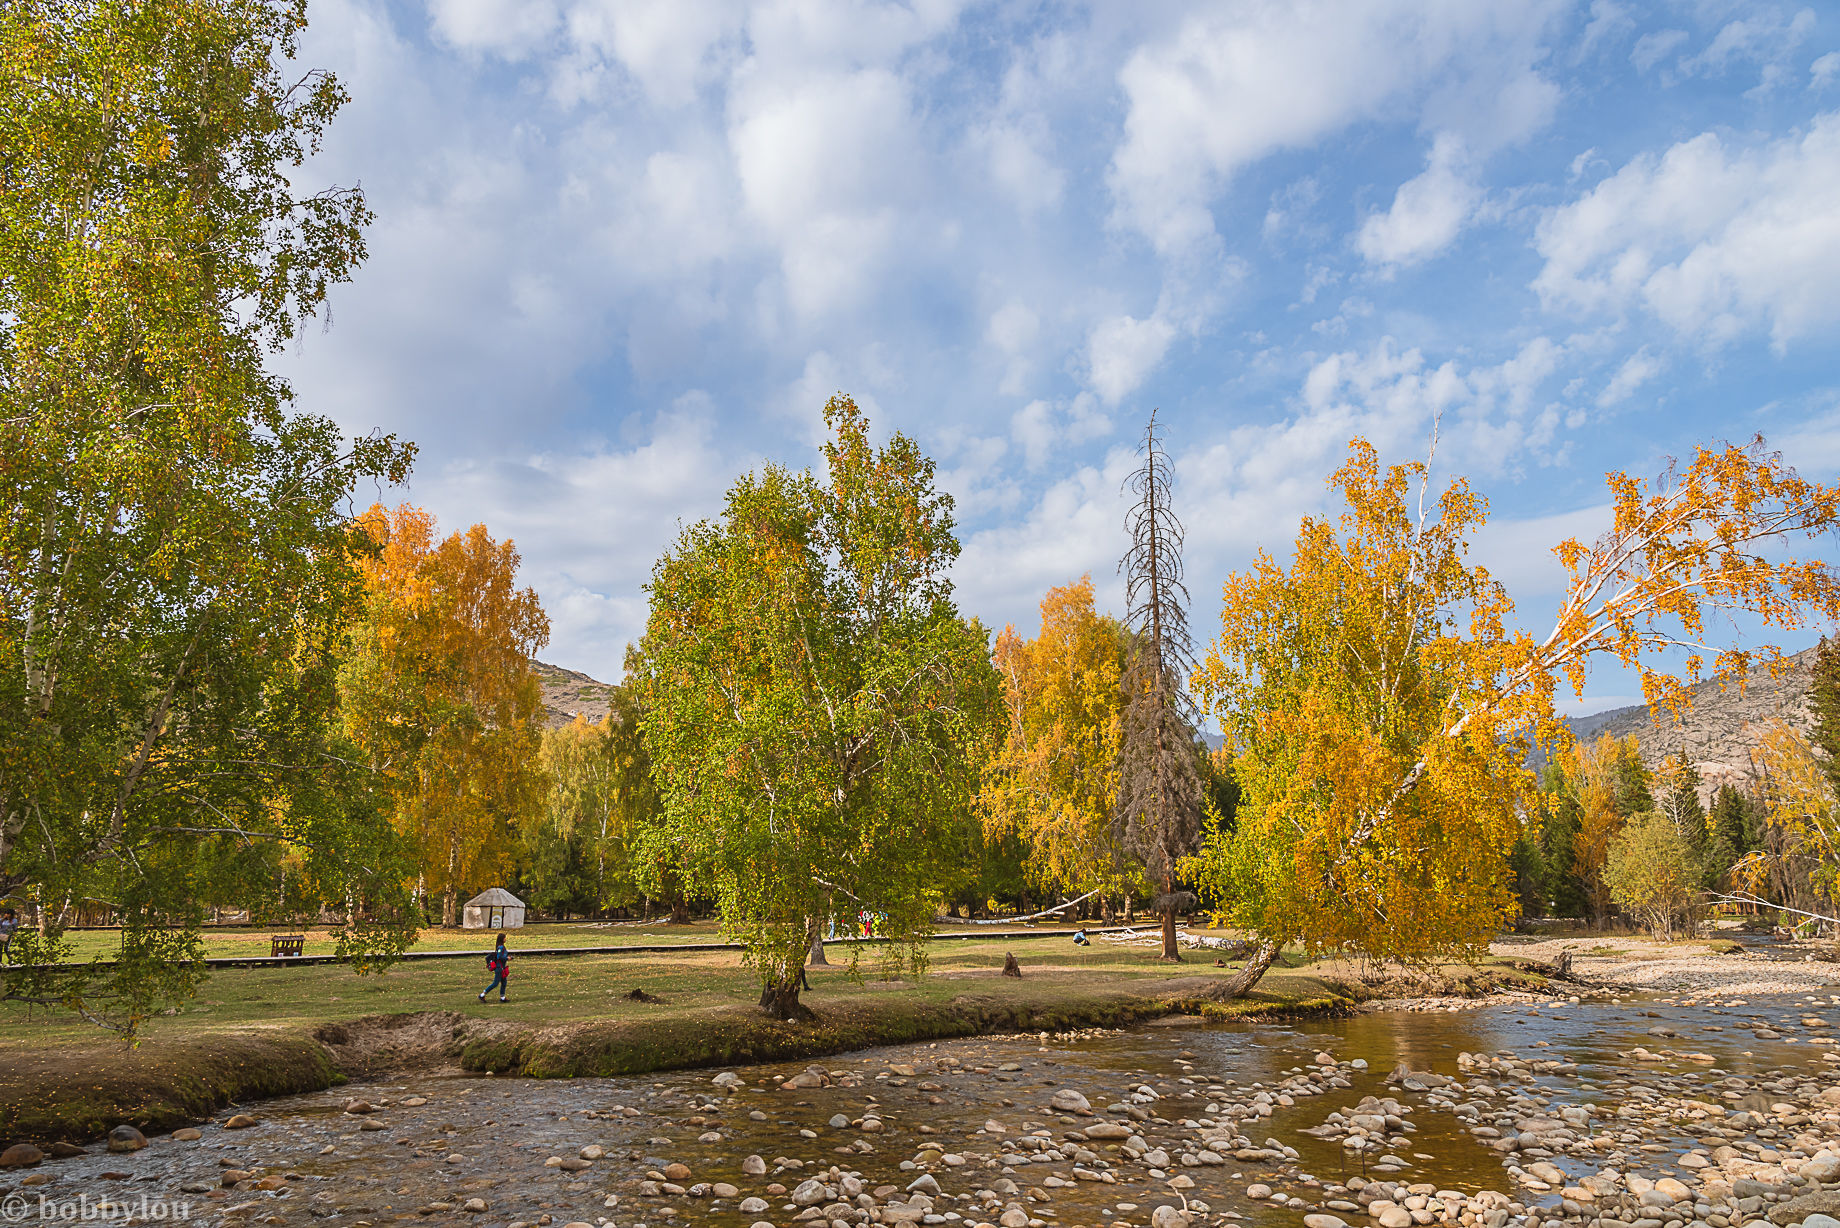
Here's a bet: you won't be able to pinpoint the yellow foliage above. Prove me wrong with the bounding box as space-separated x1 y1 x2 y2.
979 577 1137 895
342 503 550 925
1753 722 1840 898
1562 734 1632 924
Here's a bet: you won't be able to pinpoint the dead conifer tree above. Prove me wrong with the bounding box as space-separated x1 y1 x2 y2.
1115 409 1204 961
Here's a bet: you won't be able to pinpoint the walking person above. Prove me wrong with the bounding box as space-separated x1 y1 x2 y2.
0 909 17 964
479 934 510 1003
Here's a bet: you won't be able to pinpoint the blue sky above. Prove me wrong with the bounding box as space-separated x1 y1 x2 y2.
282 0 1840 709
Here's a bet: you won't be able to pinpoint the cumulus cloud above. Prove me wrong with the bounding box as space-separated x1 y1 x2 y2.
1534 111 1840 348
1107 2 1563 256
1356 132 1484 268
1086 312 1178 405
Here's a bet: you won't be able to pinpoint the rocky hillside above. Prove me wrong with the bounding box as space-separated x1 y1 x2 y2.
530 660 619 729
1562 644 1819 800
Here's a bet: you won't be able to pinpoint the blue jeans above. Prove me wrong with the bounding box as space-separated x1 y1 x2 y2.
481 969 507 999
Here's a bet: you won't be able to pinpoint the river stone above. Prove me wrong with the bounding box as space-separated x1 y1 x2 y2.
908 1175 941 1195
863 1117 885 1132
665 1162 692 1180
713 1072 744 1089
1050 1090 1091 1113
172 1128 202 1142
1770 1192 1840 1225
1247 1185 1272 1199
830 1114 851 1128
712 1183 739 1199
697 1130 722 1143
343 1098 375 1114
1806 1155 1840 1183
792 1179 829 1205
107 1125 147 1153
742 1155 768 1176
750 1222 775 1228
1652 1178 1691 1203
580 1145 604 1160
1305 1217 1348 1228
999 1210 1029 1228
1807 1217 1840 1228
462 1198 487 1212
223 1114 259 1129
1086 1123 1133 1140
0 1144 44 1168
1150 1205 1188 1228
740 1198 769 1213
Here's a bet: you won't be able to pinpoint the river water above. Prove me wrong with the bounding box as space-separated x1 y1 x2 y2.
12 985 1840 1228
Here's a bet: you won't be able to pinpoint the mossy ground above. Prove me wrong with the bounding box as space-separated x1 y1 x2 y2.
0 935 1550 1145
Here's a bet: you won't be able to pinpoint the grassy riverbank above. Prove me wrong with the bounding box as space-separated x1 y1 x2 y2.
0 936 1552 1145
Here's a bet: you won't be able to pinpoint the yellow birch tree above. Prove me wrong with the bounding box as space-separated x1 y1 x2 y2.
1192 436 1840 994
340 504 550 927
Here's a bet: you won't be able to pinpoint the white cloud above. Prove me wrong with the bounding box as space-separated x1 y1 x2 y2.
1107 2 1563 256
1630 28 1687 72
1596 347 1664 408
1010 395 1111 469
1534 111 1840 348
1813 52 1840 90
426 0 560 58
728 69 920 321
1677 8 1815 81
1356 132 1484 268
1086 312 1178 405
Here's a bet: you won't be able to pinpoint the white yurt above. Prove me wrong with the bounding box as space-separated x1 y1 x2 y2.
462 887 526 930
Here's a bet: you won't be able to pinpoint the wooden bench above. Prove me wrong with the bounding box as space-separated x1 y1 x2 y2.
270 934 305 957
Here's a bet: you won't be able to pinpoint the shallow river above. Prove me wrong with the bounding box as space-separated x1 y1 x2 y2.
13 986 1840 1228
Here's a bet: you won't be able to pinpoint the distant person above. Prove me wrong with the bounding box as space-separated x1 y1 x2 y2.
479 934 510 1003
0 910 17 963
1072 928 1090 947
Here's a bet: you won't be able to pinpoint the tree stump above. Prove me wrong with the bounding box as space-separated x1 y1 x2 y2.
1001 952 1023 978
1553 947 1574 980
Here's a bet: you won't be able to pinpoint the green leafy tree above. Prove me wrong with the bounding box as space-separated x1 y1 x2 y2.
1605 810 1703 940
0 0 415 1033
632 397 1002 1018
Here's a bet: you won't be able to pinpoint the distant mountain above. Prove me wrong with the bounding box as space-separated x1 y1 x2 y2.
530 660 620 729
1556 644 1819 801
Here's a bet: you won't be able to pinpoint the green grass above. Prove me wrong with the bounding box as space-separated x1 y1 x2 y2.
47 917 1108 961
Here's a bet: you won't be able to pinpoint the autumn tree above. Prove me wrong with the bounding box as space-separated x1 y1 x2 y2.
1562 734 1637 927
980 578 1136 907
1115 411 1206 960
0 0 415 1031
632 397 1002 1019
340 505 550 927
1605 811 1702 940
523 689 657 916
1192 436 1840 995
1189 443 1521 989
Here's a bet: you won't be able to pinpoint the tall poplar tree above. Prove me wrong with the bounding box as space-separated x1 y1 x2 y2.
634 397 1001 1019
1115 411 1204 961
0 0 414 1031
